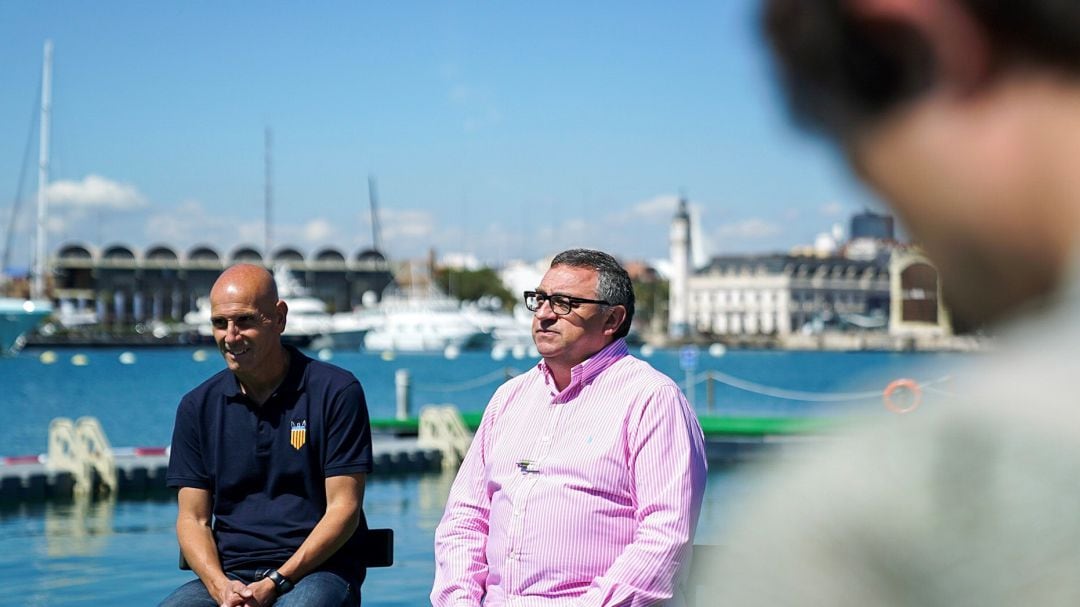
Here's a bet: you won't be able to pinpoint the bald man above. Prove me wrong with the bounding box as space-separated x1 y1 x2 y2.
159 264 373 607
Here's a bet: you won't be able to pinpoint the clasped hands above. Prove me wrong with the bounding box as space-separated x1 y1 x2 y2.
218 577 277 607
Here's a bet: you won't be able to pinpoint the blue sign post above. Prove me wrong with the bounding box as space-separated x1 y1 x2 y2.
679 345 699 371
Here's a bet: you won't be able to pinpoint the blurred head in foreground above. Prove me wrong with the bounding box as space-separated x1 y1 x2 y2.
766 0 1080 326
694 2 1080 605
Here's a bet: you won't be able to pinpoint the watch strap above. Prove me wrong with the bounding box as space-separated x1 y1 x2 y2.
260 568 294 594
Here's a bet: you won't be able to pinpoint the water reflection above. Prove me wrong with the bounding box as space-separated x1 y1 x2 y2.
44 495 116 557
416 470 455 529
357 473 455 607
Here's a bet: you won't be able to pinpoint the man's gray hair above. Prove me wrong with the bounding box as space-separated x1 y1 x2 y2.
550 248 635 339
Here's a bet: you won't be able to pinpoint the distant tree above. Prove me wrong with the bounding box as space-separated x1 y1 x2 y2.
633 278 669 336
435 267 516 310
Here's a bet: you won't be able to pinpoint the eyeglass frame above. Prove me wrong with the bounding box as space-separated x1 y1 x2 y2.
523 290 614 316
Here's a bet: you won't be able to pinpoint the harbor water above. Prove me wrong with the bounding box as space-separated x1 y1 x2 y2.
0 346 972 606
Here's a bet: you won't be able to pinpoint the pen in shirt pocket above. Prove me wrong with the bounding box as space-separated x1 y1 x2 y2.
517 459 540 473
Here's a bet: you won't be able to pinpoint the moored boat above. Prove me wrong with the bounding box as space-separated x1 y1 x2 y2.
345 292 494 353
0 297 52 355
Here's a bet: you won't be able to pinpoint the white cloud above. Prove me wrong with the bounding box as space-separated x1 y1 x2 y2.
46 215 67 236
819 201 844 216
302 218 335 243
46 174 147 210
381 209 436 240
141 202 356 259
563 218 588 234
625 194 680 220
144 200 208 243
238 224 265 246
255 218 348 253
143 199 263 249
716 218 782 239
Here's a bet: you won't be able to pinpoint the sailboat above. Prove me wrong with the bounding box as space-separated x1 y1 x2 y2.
1 40 55 354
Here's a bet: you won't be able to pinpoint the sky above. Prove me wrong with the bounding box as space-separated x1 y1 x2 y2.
0 1 887 272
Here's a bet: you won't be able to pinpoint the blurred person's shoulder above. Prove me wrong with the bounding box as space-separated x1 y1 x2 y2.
960 255 1080 424
696 272 1080 606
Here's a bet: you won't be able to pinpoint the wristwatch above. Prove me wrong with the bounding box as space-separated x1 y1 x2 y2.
257 568 294 595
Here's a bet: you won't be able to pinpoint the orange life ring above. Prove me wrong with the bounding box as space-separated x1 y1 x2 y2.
883 378 922 414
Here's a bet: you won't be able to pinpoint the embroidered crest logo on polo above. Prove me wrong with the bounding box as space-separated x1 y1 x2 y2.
290 419 307 450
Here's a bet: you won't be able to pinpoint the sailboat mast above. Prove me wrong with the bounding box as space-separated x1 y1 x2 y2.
264 126 272 259
32 39 52 300
368 175 382 253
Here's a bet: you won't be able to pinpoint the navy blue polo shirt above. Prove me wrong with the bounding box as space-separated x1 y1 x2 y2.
167 346 373 578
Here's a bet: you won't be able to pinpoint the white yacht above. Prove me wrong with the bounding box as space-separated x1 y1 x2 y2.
461 302 534 349
347 290 493 353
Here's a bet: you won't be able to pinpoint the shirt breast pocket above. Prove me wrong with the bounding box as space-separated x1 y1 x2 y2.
546 426 630 495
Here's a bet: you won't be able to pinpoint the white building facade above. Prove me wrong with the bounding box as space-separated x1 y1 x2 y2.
665 199 951 341
686 255 891 337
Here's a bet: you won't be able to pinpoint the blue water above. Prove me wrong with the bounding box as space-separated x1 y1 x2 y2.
0 346 973 606
1 346 969 456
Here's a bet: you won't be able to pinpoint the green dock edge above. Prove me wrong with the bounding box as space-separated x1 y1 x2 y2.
372 412 839 437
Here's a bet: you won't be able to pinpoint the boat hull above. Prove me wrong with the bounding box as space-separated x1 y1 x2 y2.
0 299 52 355
363 328 493 353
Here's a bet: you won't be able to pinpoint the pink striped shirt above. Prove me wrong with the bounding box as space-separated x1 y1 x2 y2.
432 339 708 606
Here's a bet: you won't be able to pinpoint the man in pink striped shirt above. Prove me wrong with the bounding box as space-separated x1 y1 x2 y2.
432 248 708 607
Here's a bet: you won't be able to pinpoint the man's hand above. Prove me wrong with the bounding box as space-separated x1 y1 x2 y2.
243 578 279 606
215 578 258 607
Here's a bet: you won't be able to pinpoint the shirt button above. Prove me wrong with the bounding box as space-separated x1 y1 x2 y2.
541 435 551 442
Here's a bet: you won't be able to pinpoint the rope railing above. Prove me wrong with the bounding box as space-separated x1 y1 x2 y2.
921 385 956 397
690 369 953 409
415 367 523 393
403 366 955 416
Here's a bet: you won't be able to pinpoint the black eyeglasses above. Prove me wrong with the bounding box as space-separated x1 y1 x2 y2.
523 291 612 316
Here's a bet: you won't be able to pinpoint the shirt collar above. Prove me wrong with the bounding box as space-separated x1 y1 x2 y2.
222 345 307 399
278 345 307 394
538 338 629 393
